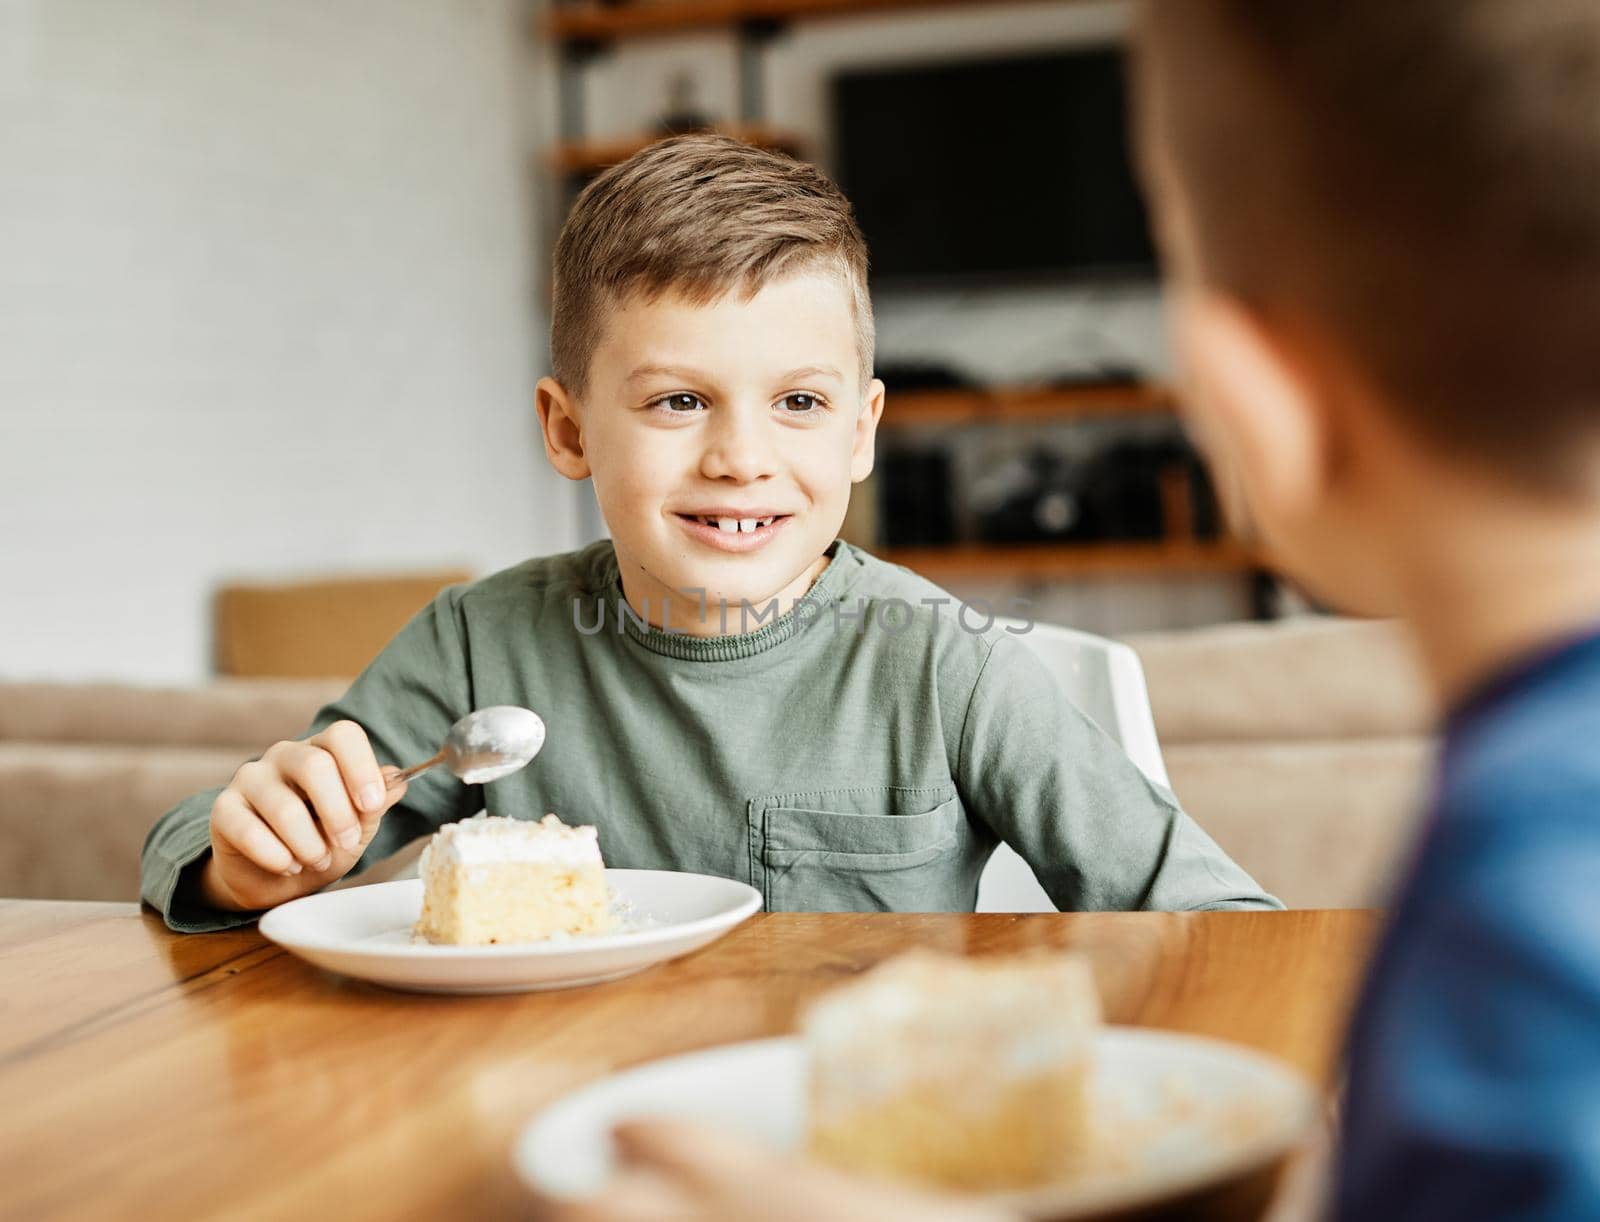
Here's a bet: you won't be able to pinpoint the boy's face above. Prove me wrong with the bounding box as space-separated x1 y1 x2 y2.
539 269 884 625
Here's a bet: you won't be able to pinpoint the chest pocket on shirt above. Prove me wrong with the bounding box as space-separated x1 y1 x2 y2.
747 786 972 912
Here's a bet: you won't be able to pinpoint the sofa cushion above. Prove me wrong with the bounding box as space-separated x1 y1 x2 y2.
1165 737 1435 909
0 681 339 902
0 742 247 901
1126 617 1435 745
0 679 344 749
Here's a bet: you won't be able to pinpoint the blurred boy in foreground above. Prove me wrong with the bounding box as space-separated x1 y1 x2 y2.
548 2 1600 1218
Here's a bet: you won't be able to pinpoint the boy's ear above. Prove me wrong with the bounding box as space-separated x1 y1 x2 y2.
849 377 887 483
535 376 591 481
1178 294 1334 532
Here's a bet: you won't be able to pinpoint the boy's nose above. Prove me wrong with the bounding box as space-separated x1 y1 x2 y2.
699 410 778 483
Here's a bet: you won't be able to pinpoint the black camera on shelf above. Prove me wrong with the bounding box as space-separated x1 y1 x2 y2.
971 438 1220 546
1079 438 1221 543
967 448 1087 545
875 435 1221 550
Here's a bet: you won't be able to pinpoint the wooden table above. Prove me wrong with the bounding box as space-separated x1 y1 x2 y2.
0 903 1378 1221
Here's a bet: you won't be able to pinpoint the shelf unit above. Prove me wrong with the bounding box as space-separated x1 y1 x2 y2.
883 382 1177 427
545 0 1076 43
542 0 1074 159
540 5 1270 597
866 383 1262 582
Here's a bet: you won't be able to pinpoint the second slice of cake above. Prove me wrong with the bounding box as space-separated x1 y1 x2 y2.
803 950 1102 1191
415 813 614 945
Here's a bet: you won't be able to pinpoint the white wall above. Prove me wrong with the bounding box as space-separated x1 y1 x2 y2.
1 0 579 684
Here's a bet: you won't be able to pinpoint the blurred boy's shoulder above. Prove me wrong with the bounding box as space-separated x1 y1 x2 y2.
1418 630 1600 901
1442 628 1600 815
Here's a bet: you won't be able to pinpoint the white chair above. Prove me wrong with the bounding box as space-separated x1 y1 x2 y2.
975 618 1171 912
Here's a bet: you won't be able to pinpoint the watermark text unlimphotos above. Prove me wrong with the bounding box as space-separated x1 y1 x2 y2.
573 588 1035 637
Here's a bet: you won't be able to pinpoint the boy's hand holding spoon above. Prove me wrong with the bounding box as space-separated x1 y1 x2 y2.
199 707 545 912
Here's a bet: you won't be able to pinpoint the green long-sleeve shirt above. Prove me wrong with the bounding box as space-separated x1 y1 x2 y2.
142 540 1279 931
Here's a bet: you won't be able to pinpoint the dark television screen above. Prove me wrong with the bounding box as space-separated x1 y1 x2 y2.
832 47 1156 285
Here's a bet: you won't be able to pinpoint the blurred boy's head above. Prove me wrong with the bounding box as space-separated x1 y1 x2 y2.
536 135 883 627
1134 1 1600 615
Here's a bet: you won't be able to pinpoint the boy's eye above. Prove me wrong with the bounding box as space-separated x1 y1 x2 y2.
778 392 822 413
654 393 705 413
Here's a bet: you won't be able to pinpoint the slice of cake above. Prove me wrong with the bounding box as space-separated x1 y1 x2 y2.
414 813 614 945
802 951 1101 1191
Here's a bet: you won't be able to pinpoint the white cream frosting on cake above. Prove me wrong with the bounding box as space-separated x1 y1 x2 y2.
420 812 602 869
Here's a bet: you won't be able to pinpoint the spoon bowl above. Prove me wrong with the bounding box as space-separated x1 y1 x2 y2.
387 706 546 789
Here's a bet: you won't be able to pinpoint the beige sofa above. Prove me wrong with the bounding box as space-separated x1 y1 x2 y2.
1132 617 1435 909
0 616 1436 909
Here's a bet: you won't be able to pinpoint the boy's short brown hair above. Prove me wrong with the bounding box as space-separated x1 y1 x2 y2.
1137 1 1600 489
550 134 874 397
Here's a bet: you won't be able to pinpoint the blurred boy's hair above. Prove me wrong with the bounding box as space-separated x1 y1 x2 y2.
550 134 874 396
1139 1 1600 489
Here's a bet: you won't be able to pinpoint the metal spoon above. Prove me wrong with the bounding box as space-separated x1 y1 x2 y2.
385 706 546 789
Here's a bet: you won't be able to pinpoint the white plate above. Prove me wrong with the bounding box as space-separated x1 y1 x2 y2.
258 871 761 994
514 1030 1318 1218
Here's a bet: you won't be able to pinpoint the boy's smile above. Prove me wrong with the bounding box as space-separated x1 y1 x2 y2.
672 511 794 553
537 268 885 634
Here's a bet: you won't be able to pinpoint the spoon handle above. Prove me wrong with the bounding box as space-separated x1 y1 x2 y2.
387 749 446 789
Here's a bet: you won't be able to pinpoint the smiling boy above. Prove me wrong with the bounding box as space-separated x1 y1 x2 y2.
141 134 1276 931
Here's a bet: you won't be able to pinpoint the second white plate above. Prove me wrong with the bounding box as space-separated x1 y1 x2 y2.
258 871 761 994
514 1030 1318 1218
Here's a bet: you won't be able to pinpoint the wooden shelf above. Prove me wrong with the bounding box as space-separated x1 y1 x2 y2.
879 540 1260 580
547 0 1077 44
550 125 805 176
884 383 1177 426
